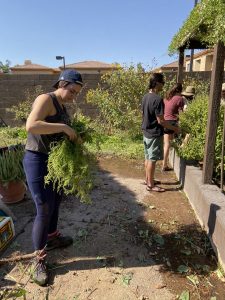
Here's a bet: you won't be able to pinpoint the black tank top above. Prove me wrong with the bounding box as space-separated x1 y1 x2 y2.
25 93 71 154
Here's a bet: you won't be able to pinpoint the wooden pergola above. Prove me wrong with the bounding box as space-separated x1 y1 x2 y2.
169 0 225 184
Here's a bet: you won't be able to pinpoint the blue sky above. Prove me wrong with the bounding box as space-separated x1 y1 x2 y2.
0 0 195 69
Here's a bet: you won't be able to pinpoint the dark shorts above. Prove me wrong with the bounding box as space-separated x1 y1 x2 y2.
164 120 178 134
143 136 163 161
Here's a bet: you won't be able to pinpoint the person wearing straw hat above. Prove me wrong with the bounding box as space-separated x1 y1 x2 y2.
181 86 195 110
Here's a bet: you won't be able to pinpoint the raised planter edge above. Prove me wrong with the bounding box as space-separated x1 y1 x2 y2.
169 148 225 271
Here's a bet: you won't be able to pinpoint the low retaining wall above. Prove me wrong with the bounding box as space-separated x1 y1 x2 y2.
169 149 225 270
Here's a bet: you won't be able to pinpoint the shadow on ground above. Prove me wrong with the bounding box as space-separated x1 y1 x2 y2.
0 157 224 300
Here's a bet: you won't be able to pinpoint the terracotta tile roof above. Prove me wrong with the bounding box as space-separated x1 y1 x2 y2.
65 60 115 69
151 60 182 72
53 68 61 73
161 61 179 68
11 60 53 70
11 63 52 70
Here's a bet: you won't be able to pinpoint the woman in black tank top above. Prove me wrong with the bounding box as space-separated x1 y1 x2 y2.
23 70 83 286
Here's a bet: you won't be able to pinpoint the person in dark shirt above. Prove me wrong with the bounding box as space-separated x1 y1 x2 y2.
142 73 180 192
23 70 83 286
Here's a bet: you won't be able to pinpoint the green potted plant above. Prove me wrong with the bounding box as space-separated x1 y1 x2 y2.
0 145 26 204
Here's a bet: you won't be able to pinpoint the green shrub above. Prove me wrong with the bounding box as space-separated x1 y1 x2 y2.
161 75 210 98
0 127 27 147
86 64 149 136
174 94 224 177
174 95 208 160
182 76 210 96
7 85 43 122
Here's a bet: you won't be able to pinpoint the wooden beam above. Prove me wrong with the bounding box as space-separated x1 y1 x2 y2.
203 42 225 184
177 48 184 82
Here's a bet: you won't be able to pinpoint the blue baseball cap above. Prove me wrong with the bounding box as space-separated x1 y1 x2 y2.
53 69 83 88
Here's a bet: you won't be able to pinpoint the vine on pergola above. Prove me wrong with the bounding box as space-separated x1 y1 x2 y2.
168 0 225 54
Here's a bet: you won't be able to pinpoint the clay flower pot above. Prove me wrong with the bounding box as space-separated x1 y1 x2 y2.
0 145 26 204
0 180 26 204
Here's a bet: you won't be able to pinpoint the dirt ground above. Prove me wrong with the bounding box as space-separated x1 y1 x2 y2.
1 157 225 300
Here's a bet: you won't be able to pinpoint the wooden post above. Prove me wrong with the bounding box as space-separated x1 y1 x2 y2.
177 48 184 82
203 42 225 184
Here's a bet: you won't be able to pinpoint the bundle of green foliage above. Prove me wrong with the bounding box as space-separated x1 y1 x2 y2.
174 95 224 177
0 145 25 185
0 127 27 147
45 114 94 204
7 85 43 123
86 64 149 136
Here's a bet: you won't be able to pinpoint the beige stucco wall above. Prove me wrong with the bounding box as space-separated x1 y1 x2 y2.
205 55 213 71
186 54 225 72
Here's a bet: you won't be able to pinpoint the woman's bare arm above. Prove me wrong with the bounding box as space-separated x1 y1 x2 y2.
26 94 77 141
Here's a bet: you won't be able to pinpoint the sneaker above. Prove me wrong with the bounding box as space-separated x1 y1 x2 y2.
46 235 73 251
30 257 48 286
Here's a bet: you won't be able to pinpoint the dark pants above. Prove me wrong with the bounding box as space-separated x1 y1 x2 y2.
23 150 61 250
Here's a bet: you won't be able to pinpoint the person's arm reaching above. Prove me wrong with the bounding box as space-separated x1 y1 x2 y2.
156 114 181 134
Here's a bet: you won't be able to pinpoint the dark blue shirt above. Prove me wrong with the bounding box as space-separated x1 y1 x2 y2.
141 92 164 138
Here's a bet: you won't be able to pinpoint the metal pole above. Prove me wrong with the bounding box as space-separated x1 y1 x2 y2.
63 57 65 70
189 0 198 72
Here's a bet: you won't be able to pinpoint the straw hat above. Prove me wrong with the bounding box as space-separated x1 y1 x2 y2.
181 86 195 96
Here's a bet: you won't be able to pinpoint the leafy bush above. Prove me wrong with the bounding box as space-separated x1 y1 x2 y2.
7 85 43 122
86 64 149 136
161 76 177 98
0 60 11 73
175 95 208 161
161 74 210 98
174 94 224 177
182 76 210 96
0 127 27 147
